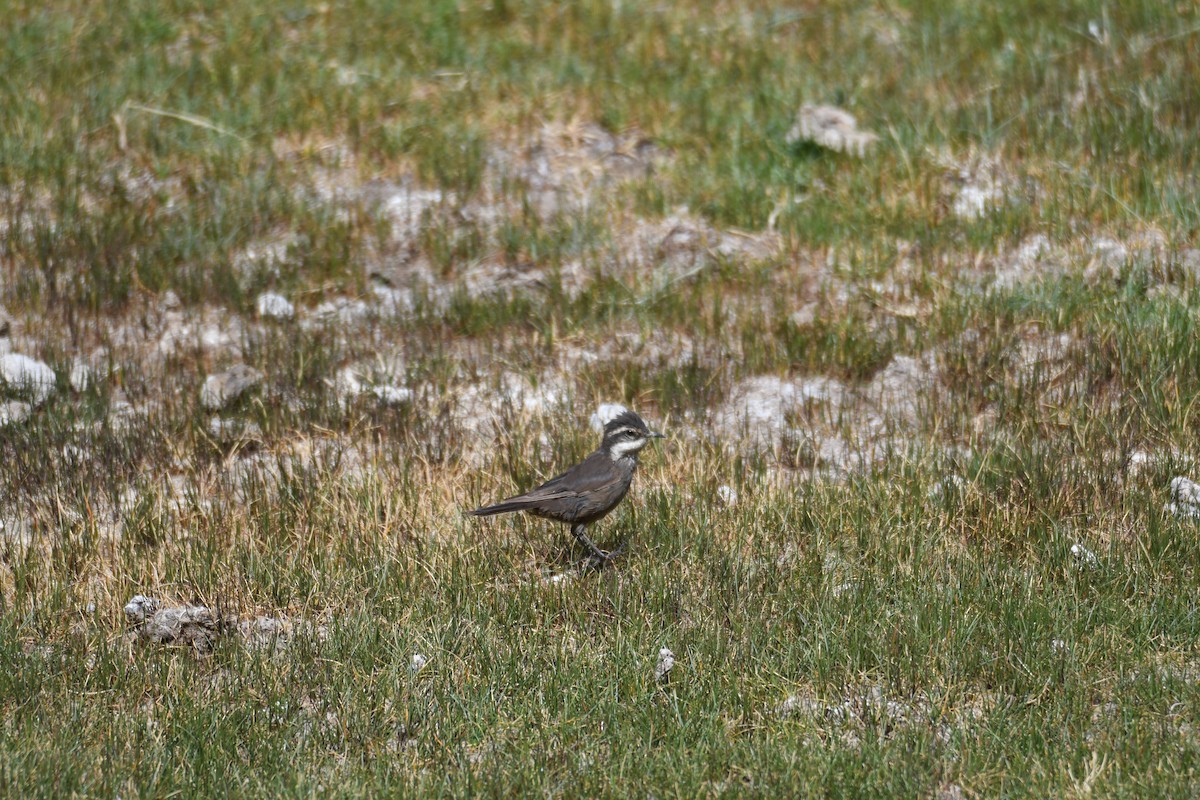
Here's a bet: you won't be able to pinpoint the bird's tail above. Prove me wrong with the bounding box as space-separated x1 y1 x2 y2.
469 499 535 517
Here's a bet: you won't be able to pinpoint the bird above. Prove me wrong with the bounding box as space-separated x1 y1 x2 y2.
469 410 665 564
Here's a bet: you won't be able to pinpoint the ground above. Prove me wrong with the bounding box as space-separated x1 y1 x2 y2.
2 1 1200 797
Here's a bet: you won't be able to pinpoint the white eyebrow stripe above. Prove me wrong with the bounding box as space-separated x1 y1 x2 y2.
607 426 639 438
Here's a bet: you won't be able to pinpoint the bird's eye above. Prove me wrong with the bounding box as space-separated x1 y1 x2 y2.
626 430 639 439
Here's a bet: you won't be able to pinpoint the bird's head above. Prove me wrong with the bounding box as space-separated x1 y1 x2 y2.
601 410 666 461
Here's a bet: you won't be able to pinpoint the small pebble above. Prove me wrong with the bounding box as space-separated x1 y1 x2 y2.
785 104 879 157
68 362 91 392
1170 476 1200 505
256 292 295 320
1166 476 1200 520
371 385 413 406
1070 543 1099 568
654 647 675 680
123 595 160 624
200 364 263 411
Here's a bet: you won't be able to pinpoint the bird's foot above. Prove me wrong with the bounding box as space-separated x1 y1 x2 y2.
571 525 626 570
580 540 627 571
571 527 628 573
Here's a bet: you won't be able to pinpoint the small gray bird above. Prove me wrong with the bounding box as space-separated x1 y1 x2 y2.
470 410 665 563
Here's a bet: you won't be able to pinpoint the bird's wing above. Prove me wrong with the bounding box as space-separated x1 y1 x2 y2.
470 450 626 516
515 450 623 502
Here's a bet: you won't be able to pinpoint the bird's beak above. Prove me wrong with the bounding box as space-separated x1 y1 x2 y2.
650 430 666 440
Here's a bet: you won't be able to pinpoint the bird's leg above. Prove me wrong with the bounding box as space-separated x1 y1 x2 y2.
570 524 619 566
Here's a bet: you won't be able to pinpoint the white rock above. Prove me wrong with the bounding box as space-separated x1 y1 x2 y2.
1126 449 1194 478
371 384 413 406
796 376 843 403
310 297 370 324
200 364 263 410
381 188 446 231
409 653 428 674
953 183 1005 220
333 365 412 408
715 375 846 450
156 312 241 356
1127 449 1154 477
1167 502 1200 521
938 784 966 800
0 400 31 427
995 235 1054 288
199 324 231 350
654 647 675 680
1091 237 1129 268
589 403 629 431
234 236 293 281
1051 639 1070 655
1013 234 1051 267
1167 476 1200 520
716 376 797 440
241 616 327 650
776 695 825 719
207 416 263 442
370 284 415 316
124 595 228 650
68 361 91 392
255 292 295 320
106 393 139 434
334 366 365 399
868 354 933 423
788 302 818 327
0 353 55 405
499 372 563 413
237 617 287 650
1177 249 1200 281
818 434 867 473
938 153 1011 221
1170 476 1200 507
124 595 160 624
786 105 878 156
1070 543 1099 568
1013 332 1076 377
716 485 738 506
140 605 222 649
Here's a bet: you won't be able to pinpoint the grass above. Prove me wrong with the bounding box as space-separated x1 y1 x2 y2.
2 0 1200 796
